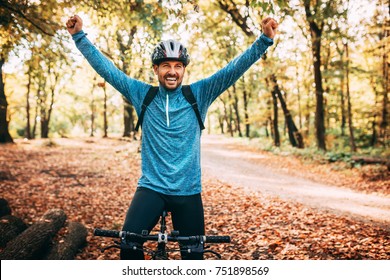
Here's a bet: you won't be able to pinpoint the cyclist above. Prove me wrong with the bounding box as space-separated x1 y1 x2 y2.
66 15 278 260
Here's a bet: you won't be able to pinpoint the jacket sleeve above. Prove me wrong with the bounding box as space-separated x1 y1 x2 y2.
72 31 150 113
192 34 273 109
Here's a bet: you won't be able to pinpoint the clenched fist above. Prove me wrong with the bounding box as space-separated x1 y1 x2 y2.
261 18 278 39
66 15 83 35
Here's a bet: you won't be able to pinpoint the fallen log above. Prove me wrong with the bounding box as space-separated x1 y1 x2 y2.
0 209 66 259
46 221 88 260
0 215 27 248
352 156 390 170
0 198 12 218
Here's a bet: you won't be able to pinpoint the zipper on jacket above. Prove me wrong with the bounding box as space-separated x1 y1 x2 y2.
165 94 170 127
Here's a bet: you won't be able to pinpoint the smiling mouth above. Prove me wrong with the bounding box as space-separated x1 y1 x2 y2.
166 77 177 82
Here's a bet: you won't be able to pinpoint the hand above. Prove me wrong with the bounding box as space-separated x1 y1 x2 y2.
261 17 278 39
66 15 83 35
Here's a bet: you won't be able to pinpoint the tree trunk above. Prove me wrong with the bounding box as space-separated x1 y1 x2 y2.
43 73 57 139
295 56 303 130
304 2 326 151
117 27 137 138
312 30 326 150
340 66 346 136
232 84 242 137
0 57 13 143
271 85 280 147
337 46 347 137
123 98 134 137
345 42 356 152
379 5 389 145
46 222 87 260
242 76 250 138
265 119 270 138
32 97 38 139
266 97 272 138
90 82 96 137
219 97 229 135
101 83 108 138
271 74 304 148
369 75 380 147
226 90 234 137
41 119 49 138
218 114 225 134
0 209 66 260
26 64 32 139
37 77 46 138
39 69 56 139
0 215 27 248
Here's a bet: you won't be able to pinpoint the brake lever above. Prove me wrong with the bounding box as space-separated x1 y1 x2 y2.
101 244 120 252
100 240 121 252
204 249 222 259
182 245 222 259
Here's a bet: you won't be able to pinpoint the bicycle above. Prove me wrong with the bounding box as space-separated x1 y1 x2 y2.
94 211 231 259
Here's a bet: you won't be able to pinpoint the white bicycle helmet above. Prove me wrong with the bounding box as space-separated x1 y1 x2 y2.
151 40 190 66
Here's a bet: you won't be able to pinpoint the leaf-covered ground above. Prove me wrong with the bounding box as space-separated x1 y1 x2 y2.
0 137 389 260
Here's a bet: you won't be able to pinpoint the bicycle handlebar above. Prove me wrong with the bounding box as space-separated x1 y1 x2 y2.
94 228 231 244
203 235 231 243
94 228 122 238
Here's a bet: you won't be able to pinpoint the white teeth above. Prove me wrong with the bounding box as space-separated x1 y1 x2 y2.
166 77 177 81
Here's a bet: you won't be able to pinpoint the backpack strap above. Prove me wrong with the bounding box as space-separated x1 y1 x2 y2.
135 85 205 131
182 85 205 130
135 86 159 131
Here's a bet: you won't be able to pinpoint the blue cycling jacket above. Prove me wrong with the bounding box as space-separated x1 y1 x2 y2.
72 31 273 196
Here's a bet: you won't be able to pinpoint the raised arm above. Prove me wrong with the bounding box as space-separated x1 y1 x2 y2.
193 17 278 107
66 15 149 111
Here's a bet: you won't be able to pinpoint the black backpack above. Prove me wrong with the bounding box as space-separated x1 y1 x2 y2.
135 85 205 131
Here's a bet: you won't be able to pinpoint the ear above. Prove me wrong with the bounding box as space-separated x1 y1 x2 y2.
153 64 159 75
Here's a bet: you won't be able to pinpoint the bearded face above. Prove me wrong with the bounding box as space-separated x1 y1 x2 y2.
153 61 186 91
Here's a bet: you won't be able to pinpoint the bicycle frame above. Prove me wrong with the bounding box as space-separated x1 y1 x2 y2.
155 210 169 259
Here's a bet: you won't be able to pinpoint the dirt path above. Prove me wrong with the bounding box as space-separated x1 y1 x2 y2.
201 135 390 227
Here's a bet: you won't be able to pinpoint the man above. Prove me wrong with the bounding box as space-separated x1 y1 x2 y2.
66 15 277 259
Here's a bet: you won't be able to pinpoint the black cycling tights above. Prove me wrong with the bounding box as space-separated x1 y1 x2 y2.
120 187 205 260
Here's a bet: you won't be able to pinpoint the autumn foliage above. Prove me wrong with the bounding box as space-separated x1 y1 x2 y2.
0 137 389 260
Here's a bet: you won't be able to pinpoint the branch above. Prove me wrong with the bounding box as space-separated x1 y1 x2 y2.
0 1 58 36
216 0 255 37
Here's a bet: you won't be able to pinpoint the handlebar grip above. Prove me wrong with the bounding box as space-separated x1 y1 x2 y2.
94 228 121 238
205 236 231 243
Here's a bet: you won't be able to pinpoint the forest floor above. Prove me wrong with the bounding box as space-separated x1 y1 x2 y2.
0 135 389 260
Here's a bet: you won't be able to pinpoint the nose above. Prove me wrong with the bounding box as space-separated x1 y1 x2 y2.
167 66 176 74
